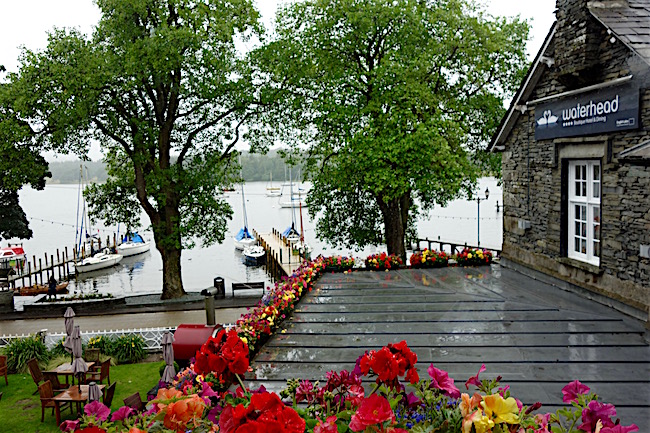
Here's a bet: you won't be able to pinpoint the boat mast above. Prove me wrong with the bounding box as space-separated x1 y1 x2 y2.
240 157 248 230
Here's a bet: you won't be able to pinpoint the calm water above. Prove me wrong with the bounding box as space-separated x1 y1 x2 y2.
7 178 502 298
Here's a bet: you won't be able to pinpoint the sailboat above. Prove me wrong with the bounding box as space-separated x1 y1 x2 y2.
116 232 151 257
265 172 282 197
73 166 123 274
233 170 256 251
282 166 301 243
278 166 308 208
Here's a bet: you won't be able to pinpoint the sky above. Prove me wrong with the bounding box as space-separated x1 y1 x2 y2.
0 0 556 159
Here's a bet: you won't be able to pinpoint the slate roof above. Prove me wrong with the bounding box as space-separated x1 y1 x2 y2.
589 0 650 66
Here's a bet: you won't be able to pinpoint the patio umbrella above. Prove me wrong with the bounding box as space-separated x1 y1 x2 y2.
87 381 101 402
71 325 88 390
160 332 176 383
63 307 75 355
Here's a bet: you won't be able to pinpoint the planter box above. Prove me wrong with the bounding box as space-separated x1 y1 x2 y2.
23 295 127 316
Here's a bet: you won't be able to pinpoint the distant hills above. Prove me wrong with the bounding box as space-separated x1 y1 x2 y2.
46 152 304 184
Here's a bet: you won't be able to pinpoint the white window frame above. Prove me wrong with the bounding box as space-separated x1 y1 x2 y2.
568 160 601 266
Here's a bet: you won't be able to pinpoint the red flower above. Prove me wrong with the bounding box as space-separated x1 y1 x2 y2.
193 329 250 387
349 394 395 432
220 392 305 433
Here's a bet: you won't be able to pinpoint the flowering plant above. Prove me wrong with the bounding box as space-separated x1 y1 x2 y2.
409 249 449 268
365 252 403 270
454 247 493 266
193 328 249 390
321 255 355 272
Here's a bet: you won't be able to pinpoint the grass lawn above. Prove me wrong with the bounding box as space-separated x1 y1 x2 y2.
0 361 162 433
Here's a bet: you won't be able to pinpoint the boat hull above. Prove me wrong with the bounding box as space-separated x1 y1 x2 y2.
75 254 123 273
243 246 266 266
17 282 69 296
116 241 151 257
233 237 256 251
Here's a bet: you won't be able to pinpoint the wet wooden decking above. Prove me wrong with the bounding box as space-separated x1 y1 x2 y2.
247 265 650 427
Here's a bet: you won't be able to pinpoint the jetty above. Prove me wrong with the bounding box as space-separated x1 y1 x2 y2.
254 229 305 279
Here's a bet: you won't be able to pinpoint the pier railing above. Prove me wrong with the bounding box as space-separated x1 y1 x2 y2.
412 238 501 256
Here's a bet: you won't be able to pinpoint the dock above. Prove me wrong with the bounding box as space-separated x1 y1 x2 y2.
254 229 305 279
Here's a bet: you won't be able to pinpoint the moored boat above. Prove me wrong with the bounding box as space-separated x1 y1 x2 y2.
75 250 123 273
116 233 151 257
0 245 26 274
17 281 69 296
243 245 266 266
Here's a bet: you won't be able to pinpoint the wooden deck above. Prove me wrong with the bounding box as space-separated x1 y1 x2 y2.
255 230 304 278
246 265 650 427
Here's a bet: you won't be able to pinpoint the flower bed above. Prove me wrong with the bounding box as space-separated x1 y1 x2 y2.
64 339 639 433
322 255 356 273
409 248 449 268
365 252 403 271
454 247 493 266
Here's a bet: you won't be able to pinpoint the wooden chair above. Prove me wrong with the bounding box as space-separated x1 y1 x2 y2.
103 382 116 408
0 354 7 385
27 358 44 394
87 359 111 384
38 380 70 422
43 372 67 392
85 348 101 372
123 392 145 411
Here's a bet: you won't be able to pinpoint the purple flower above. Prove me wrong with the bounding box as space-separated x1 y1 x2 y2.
465 364 486 390
207 406 221 423
428 364 461 398
59 419 80 432
561 380 591 403
110 405 135 422
600 425 639 433
406 392 421 407
578 400 617 432
84 400 111 421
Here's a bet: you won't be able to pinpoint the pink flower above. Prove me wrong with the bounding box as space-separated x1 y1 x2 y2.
110 406 135 422
59 419 80 432
600 425 639 433
465 364 486 390
428 364 461 398
349 394 395 432
561 380 591 403
578 400 617 432
84 400 111 421
314 415 338 433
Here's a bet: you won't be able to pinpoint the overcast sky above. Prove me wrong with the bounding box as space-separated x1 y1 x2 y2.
0 0 555 159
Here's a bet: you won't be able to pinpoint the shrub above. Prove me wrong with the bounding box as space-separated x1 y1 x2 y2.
2 334 50 373
159 360 180 377
86 335 114 355
112 334 147 363
49 337 69 358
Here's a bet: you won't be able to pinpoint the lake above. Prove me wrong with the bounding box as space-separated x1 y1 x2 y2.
7 178 502 299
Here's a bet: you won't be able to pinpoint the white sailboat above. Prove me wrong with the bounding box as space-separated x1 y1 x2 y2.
265 172 282 197
116 232 151 257
233 169 256 251
278 166 308 208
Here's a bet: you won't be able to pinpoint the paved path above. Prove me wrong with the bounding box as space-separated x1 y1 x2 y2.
247 265 650 427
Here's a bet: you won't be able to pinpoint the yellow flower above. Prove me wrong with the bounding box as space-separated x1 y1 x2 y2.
467 253 473 259
473 414 495 433
481 394 519 424
240 336 248 344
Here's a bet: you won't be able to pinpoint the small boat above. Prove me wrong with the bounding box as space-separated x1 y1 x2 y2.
243 245 266 265
266 173 282 197
75 250 123 273
234 227 256 251
282 224 301 243
16 281 69 296
116 233 151 257
278 196 308 208
0 245 26 274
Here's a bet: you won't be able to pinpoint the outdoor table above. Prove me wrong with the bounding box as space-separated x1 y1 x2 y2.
44 362 96 385
51 384 106 426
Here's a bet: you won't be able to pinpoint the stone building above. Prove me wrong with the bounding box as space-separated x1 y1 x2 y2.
490 0 650 324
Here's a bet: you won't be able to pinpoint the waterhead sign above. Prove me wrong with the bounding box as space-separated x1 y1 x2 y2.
534 84 639 140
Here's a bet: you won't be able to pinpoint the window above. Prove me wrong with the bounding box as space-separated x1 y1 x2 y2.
568 160 601 266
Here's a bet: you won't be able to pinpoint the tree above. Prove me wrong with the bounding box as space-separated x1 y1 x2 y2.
5 0 266 298
0 74 50 240
257 0 529 258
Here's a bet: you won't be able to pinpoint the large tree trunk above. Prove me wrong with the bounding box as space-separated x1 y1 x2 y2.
378 194 409 261
159 241 185 300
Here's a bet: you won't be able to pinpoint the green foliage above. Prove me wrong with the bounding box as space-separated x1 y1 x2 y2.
49 337 69 358
86 335 115 355
1 334 50 373
257 0 530 257
158 360 180 377
112 334 147 364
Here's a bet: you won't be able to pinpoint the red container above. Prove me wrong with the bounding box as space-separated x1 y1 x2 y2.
172 324 222 362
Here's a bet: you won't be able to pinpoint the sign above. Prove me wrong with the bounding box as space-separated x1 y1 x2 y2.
534 84 639 140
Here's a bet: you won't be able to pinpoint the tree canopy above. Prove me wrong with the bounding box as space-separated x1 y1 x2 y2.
257 0 529 257
5 0 265 298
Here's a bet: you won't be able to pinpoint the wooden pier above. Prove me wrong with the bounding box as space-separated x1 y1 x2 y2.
253 229 305 280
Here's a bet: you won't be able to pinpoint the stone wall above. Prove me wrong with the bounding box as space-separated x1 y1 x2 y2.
501 3 650 323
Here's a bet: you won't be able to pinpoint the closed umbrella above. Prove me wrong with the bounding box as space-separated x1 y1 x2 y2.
87 381 101 402
161 332 176 383
71 325 88 390
63 307 75 356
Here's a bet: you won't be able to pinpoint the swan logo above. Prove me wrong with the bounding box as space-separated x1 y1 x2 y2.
536 110 558 126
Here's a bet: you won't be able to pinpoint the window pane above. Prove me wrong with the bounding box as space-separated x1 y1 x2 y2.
581 239 586 253
593 241 600 257
593 166 600 181
593 182 600 198
575 238 580 252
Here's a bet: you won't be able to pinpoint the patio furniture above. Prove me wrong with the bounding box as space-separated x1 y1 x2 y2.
28 358 44 394
51 384 105 425
43 361 95 386
103 382 116 407
0 354 7 385
39 381 71 423
87 359 111 384
123 392 146 411
85 348 101 372
43 372 68 392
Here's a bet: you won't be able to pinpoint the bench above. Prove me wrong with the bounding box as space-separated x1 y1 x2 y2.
231 282 265 296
